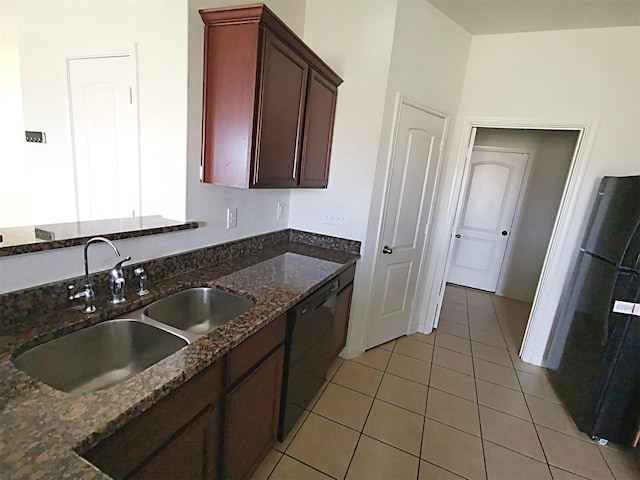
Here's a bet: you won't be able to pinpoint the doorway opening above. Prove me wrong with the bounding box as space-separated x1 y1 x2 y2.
431 124 588 365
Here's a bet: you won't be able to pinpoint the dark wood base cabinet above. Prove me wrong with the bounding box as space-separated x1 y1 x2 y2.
81 279 358 480
222 346 284 479
84 314 287 480
132 407 221 480
84 361 224 480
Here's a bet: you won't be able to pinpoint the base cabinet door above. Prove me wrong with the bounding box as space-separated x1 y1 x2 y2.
223 346 285 480
133 406 221 480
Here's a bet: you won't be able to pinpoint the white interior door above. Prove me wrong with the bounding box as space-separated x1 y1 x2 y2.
366 101 446 349
447 148 528 292
68 55 139 222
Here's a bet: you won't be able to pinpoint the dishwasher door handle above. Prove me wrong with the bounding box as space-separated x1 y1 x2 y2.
297 280 338 316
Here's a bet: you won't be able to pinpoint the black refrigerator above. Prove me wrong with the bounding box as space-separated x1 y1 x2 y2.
546 175 640 447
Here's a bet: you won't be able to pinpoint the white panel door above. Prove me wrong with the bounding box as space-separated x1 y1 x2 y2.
447 149 528 292
366 102 445 349
68 55 139 222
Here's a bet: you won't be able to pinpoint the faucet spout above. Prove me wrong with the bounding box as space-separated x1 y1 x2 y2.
84 237 121 288
72 237 127 313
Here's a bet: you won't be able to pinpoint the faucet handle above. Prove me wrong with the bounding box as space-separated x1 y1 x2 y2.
134 267 149 296
113 256 132 270
109 256 131 305
67 283 96 313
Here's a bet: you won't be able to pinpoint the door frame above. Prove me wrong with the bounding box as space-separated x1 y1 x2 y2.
364 95 449 347
449 145 533 297
423 117 596 365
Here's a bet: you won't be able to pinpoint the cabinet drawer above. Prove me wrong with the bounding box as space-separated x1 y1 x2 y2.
226 314 286 386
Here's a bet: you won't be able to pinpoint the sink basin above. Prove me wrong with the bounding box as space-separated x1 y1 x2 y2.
13 319 188 394
144 288 255 335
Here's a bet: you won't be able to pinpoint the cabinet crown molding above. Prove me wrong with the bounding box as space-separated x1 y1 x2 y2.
199 3 342 86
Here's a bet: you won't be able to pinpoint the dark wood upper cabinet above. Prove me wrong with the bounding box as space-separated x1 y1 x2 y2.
199 4 343 189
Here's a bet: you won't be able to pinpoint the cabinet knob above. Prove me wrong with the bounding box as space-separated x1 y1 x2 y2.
455 234 461 238
501 231 508 236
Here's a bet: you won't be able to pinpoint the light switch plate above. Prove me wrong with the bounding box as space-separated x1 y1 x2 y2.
25 131 46 143
226 208 237 229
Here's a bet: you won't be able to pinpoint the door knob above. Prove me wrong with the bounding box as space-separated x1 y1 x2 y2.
501 231 508 236
382 246 393 254
455 234 461 238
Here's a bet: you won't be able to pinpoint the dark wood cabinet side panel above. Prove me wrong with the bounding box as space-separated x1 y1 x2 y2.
252 32 308 188
223 346 285 480
331 283 353 360
226 314 286 387
300 71 338 188
84 361 224 479
202 24 259 188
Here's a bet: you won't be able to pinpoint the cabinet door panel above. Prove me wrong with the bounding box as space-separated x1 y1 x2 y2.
84 361 223 479
300 70 337 188
132 407 220 480
253 32 308 187
202 23 259 188
223 346 284 479
331 283 353 360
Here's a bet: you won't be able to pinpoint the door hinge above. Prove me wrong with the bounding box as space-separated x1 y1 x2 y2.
199 164 204 182
129 86 133 104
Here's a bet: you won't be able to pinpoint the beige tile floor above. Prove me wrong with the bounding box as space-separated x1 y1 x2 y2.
252 285 640 480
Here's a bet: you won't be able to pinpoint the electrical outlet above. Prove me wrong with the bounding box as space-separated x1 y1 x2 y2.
277 202 285 220
323 209 348 226
226 207 237 229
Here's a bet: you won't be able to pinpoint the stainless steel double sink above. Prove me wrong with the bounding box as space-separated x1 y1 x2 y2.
13 288 255 394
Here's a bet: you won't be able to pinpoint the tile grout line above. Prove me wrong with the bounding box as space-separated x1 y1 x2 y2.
417 313 439 480
489 292 557 480
466 289 490 480
339 339 393 479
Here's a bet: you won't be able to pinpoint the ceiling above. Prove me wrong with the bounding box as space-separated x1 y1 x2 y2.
427 0 640 34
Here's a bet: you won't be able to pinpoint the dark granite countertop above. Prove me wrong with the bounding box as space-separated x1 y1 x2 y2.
0 216 198 257
0 241 358 479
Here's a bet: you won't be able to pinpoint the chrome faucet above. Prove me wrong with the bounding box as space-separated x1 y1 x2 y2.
68 237 130 313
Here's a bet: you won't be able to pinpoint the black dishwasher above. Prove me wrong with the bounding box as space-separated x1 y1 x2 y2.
277 278 338 441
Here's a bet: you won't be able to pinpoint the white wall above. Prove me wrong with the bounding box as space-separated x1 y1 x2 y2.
0 0 305 294
184 0 302 250
0 0 31 227
8 0 189 225
368 0 471 348
288 0 398 242
292 0 472 356
435 26 640 363
289 0 399 357
473 128 577 303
